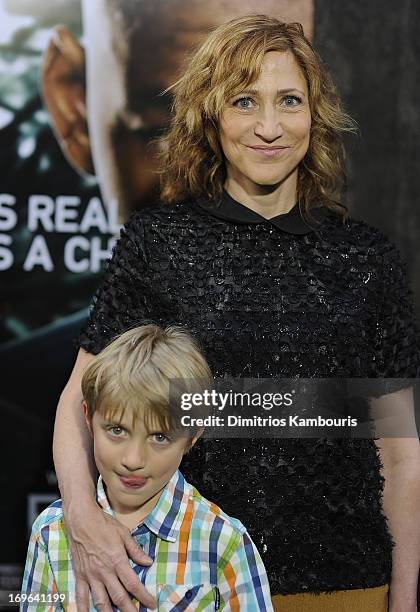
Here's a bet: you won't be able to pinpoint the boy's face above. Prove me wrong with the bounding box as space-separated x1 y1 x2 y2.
84 403 197 520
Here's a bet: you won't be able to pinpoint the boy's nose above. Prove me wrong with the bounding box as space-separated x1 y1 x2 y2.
121 443 147 471
121 460 146 472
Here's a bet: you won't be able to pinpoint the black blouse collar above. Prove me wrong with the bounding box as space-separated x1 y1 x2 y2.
195 189 326 235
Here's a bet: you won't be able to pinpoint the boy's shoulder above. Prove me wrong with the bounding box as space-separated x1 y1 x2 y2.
189 484 247 545
31 499 65 542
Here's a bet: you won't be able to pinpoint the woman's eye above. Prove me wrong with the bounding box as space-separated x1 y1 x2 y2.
282 95 302 107
233 97 254 109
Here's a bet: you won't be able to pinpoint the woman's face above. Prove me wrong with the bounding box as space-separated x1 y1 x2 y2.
219 50 311 194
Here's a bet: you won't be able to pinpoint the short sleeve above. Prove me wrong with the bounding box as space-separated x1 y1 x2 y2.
348 239 420 435
77 212 153 355
217 531 273 611
21 531 60 612
374 241 420 379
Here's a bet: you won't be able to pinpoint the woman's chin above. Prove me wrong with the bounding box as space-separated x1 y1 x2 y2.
245 175 292 189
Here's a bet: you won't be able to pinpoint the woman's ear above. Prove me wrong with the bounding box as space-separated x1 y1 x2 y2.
41 26 94 175
83 401 93 437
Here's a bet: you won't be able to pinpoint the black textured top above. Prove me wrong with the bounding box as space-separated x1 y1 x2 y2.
78 190 420 595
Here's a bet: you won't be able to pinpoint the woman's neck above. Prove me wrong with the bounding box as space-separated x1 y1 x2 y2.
224 172 298 219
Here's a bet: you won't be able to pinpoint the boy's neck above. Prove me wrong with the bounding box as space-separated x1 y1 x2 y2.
114 509 148 531
103 481 166 532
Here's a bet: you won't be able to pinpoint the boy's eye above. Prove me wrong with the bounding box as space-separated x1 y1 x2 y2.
108 426 125 437
150 432 170 444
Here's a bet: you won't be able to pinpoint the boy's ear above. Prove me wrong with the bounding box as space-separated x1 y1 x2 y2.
41 26 94 175
186 427 204 452
82 400 93 437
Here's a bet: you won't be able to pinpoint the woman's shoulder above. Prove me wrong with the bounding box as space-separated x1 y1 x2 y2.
320 207 401 258
125 198 202 229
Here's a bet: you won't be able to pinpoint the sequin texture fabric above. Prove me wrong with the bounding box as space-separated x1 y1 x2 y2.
77 197 420 595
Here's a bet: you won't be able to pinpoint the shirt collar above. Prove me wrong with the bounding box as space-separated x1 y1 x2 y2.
195 188 326 235
96 469 192 543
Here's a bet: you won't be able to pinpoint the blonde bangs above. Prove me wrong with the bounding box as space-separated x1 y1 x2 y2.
97 396 171 435
81 325 213 435
89 356 175 432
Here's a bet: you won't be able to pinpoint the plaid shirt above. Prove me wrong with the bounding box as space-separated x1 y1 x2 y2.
21 470 273 611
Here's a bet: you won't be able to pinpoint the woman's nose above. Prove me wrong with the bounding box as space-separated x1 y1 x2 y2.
253 107 284 142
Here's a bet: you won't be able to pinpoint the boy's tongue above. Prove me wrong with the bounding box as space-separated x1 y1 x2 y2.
120 475 148 487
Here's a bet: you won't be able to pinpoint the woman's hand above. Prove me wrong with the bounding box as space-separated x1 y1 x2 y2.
65 496 157 611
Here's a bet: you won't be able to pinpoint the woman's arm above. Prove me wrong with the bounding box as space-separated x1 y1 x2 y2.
53 348 156 612
371 239 420 612
375 435 420 612
53 348 96 504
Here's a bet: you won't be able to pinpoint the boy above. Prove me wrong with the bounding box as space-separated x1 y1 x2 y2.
21 324 274 611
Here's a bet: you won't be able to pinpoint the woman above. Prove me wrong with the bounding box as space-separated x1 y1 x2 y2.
54 15 420 612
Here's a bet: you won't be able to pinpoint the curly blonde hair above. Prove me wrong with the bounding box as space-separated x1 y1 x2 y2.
157 15 357 221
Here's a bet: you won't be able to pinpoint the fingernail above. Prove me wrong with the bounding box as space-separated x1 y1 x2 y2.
42 45 56 72
51 29 63 52
75 99 87 118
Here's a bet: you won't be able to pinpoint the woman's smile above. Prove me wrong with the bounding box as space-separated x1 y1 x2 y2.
246 144 291 157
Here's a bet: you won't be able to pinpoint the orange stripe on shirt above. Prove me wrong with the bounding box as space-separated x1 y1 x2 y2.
223 561 240 611
176 497 193 584
209 501 221 516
